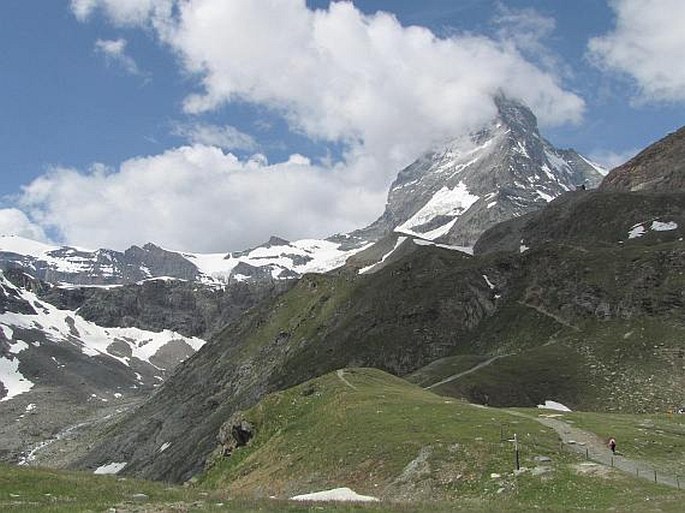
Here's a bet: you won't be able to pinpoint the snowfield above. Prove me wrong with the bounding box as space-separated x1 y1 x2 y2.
290 487 379 502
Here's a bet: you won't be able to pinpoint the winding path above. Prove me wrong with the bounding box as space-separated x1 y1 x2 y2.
425 354 514 390
336 369 357 390
502 409 681 489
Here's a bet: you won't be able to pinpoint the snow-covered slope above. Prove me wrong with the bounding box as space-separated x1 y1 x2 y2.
0 271 206 403
182 236 371 282
0 234 369 286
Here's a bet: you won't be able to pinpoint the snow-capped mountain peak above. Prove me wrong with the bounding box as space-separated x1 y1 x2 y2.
351 96 605 248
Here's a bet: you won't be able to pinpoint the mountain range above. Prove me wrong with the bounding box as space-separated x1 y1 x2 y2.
6 95 683 494
67 118 685 485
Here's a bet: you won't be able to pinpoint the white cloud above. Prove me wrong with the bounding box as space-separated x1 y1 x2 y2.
18 146 384 252
588 148 638 170
172 122 257 151
0 209 49 242
71 0 171 26
492 5 564 76
94 38 143 76
56 0 586 252
588 0 685 103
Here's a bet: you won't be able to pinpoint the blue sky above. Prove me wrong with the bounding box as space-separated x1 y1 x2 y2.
1 0 684 252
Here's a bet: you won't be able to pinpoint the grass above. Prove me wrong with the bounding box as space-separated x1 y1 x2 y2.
3 370 685 513
0 463 227 512
199 368 685 512
429 342 588 409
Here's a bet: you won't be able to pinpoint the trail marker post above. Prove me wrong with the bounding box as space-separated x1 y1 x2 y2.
514 433 520 471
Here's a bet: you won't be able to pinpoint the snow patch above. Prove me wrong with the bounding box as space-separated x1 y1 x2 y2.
0 324 14 340
93 462 127 475
290 487 379 503
651 220 678 232
537 400 572 412
536 189 554 202
482 275 495 290
396 182 479 240
411 239 474 254
628 224 646 239
0 275 206 368
8 340 29 354
0 356 34 401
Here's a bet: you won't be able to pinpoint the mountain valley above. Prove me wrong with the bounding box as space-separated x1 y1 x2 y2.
1 97 684 510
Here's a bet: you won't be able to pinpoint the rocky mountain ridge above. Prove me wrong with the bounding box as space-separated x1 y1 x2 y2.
0 97 604 287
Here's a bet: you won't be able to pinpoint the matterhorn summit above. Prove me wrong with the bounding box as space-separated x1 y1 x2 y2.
353 95 605 248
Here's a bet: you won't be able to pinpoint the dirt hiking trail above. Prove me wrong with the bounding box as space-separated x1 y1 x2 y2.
503 409 681 489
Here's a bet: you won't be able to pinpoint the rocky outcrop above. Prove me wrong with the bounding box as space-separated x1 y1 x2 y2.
217 412 255 457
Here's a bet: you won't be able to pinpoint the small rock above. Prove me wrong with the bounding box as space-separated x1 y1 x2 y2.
490 473 501 479
131 493 149 502
532 466 552 476
533 456 552 463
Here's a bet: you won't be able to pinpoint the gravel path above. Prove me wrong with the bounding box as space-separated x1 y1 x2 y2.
425 354 514 390
505 409 682 489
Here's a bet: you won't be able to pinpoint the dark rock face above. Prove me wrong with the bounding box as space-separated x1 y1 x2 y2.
601 126 685 192
0 271 37 315
41 278 294 340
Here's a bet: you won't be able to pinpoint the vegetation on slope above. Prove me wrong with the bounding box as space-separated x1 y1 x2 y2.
201 368 684 512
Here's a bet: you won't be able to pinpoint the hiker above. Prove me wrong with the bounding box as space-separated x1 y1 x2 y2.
608 437 616 454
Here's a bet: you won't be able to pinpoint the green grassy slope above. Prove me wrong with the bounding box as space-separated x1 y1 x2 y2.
201 368 684 512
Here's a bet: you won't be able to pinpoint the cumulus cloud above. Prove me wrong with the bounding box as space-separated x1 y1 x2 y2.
18 146 384 252
0 208 49 242
54 0 585 251
94 38 143 76
588 0 685 103
172 122 257 151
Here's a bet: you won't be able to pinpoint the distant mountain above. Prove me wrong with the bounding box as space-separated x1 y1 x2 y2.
0 235 362 286
475 126 685 256
0 95 608 478
0 268 207 465
353 95 605 248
